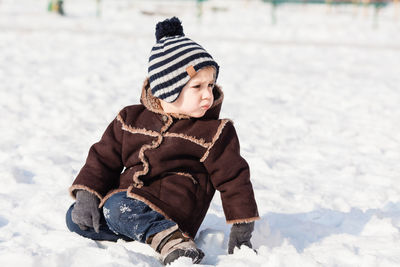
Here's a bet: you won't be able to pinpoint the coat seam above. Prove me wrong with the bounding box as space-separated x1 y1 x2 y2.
163 132 211 148
132 137 161 188
171 172 198 184
200 119 231 162
117 114 159 137
132 115 173 188
117 116 219 151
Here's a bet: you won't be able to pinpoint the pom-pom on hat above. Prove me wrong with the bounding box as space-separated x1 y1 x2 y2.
148 17 219 103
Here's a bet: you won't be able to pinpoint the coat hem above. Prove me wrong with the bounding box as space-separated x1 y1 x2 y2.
126 186 172 221
69 185 103 202
98 189 128 207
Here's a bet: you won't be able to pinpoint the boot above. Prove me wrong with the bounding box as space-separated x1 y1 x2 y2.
147 225 204 265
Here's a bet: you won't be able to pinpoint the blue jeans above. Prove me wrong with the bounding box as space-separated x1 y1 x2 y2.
66 191 176 243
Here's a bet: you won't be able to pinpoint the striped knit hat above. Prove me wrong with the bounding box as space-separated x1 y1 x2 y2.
148 17 219 103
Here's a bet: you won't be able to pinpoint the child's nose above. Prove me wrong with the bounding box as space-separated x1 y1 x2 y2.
202 87 212 99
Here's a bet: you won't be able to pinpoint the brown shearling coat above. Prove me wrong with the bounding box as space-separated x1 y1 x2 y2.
70 79 259 238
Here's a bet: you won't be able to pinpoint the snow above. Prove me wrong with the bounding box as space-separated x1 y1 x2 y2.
1 0 400 266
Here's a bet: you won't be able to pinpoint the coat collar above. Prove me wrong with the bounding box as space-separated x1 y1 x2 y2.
140 78 224 120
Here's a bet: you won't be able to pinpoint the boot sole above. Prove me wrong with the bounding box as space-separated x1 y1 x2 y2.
163 248 205 265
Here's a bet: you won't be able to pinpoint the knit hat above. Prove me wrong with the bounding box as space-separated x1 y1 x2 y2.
148 17 219 103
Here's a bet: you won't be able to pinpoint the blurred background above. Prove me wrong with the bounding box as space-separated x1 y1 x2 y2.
1 0 398 112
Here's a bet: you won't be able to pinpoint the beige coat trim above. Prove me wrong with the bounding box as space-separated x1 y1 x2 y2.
69 185 103 202
117 114 213 150
172 172 198 184
169 113 191 120
98 189 127 207
132 116 173 188
141 79 164 116
117 114 159 137
164 132 210 148
127 187 172 221
200 119 231 162
133 137 160 188
226 216 260 224
160 114 173 133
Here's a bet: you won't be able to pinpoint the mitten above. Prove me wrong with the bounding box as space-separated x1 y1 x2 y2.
71 190 101 233
228 222 254 254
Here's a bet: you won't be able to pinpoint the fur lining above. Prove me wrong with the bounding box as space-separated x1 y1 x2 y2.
133 116 174 188
226 216 260 224
117 114 159 137
160 114 173 133
173 172 198 184
164 132 211 148
98 189 127 207
69 185 103 202
133 136 161 188
200 119 231 162
169 113 190 120
141 79 164 116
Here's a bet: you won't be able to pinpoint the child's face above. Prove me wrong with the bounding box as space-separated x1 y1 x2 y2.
160 67 216 118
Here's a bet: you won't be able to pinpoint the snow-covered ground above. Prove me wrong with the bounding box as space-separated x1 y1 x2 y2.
1 0 400 266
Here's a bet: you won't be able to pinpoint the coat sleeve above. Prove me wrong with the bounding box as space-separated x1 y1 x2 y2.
69 109 126 201
203 120 259 224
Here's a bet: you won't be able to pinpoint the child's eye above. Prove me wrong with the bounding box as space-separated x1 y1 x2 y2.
208 83 214 88
192 85 201 89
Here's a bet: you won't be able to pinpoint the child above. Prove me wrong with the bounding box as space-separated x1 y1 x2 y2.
66 17 259 265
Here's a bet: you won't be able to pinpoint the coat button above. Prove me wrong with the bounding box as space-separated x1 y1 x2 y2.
162 115 168 122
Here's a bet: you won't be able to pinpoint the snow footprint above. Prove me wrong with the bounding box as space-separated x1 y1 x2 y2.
12 167 35 184
0 215 9 228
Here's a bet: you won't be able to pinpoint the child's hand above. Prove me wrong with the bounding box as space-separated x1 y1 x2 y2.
71 190 101 233
228 222 254 254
